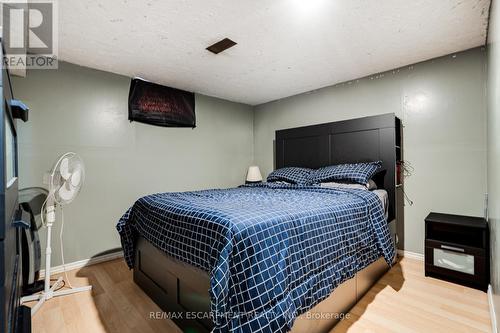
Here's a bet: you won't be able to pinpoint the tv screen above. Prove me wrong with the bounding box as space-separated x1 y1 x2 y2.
128 78 196 128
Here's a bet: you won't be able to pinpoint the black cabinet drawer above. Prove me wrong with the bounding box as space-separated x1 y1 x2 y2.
425 246 487 286
425 239 485 256
426 219 486 248
424 212 489 291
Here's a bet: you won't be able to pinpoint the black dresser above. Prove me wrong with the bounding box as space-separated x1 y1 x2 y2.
424 212 489 291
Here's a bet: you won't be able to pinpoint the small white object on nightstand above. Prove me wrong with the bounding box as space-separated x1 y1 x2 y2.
246 166 263 183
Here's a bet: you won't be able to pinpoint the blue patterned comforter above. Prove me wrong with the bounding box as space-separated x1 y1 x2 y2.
117 183 395 333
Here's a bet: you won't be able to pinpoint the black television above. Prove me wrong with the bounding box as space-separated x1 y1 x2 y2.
128 78 196 128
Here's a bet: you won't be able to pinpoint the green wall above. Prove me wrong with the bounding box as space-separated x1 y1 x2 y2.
254 48 488 255
13 48 490 276
12 61 254 266
488 0 500 324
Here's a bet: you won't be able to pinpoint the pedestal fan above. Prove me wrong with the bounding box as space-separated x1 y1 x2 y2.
21 152 92 315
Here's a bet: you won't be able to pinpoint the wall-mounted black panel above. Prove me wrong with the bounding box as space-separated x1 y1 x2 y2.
128 78 196 128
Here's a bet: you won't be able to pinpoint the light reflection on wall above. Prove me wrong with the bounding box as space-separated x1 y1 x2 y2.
290 0 328 16
404 93 429 113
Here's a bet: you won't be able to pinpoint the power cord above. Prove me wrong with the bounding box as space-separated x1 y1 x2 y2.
399 160 414 179
59 206 74 289
397 160 414 206
41 198 75 289
402 188 414 206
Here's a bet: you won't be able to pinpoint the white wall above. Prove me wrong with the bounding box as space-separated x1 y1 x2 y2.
13 61 254 266
487 0 500 323
254 48 487 254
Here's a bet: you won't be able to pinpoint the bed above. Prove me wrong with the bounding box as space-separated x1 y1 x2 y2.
117 113 403 333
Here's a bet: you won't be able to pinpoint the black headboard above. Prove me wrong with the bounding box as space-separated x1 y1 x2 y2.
275 113 401 222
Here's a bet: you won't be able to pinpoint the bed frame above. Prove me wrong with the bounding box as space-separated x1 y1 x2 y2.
275 113 401 222
134 113 403 332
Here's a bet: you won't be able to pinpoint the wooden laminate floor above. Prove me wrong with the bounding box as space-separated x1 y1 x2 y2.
29 257 491 333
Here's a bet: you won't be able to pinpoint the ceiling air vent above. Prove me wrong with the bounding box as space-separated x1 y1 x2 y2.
206 38 237 54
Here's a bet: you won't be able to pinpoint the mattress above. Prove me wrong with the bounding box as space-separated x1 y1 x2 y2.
373 189 389 219
117 183 395 333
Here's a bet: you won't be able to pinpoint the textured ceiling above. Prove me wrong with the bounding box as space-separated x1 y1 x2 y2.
59 0 490 105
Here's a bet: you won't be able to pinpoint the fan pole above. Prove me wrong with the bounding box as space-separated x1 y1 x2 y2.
44 206 54 296
20 203 92 315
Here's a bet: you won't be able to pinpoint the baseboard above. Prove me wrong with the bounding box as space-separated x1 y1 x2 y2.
489 284 499 333
397 249 424 261
40 250 123 278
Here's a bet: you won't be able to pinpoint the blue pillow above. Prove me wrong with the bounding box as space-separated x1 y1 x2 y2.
267 167 314 185
309 161 382 185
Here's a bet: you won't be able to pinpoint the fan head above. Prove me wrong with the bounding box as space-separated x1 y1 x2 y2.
49 152 85 205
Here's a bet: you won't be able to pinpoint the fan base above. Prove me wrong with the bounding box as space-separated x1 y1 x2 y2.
20 277 92 316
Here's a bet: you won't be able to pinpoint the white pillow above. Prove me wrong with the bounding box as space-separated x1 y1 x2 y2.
367 179 378 190
320 182 368 190
320 179 378 190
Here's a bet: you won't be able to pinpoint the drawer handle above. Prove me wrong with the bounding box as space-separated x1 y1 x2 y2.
440 245 465 253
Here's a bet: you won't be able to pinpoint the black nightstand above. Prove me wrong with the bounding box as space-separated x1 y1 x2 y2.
424 212 489 291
